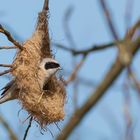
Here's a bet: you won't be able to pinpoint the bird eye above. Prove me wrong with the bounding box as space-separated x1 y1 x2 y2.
44 62 60 70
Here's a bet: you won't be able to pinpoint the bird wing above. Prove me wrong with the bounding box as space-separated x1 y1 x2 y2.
0 80 17 104
1 80 14 95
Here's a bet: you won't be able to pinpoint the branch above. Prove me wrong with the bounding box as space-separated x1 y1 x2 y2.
0 115 18 140
53 40 121 56
122 78 134 140
23 117 33 140
125 20 140 39
0 24 23 50
0 64 12 67
65 56 86 85
116 20 140 66
99 0 119 40
56 36 140 140
99 1 140 66
128 67 140 94
0 46 17 50
0 68 14 76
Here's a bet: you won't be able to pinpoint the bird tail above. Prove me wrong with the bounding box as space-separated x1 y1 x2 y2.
0 81 17 104
0 92 15 104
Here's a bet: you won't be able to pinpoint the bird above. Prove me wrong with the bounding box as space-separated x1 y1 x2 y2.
38 58 61 90
0 58 61 104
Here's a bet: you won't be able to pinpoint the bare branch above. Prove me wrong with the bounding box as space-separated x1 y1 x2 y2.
65 56 86 85
98 1 139 66
0 24 23 50
53 40 121 56
0 115 18 140
0 68 14 76
56 36 140 140
0 46 17 50
23 117 33 140
123 78 134 140
0 64 12 67
128 67 140 94
99 0 119 40
125 20 140 39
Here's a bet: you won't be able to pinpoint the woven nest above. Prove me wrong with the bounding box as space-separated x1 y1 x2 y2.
11 11 66 126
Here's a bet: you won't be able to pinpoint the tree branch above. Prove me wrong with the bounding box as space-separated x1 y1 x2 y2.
128 67 140 94
56 36 140 140
65 56 86 85
0 68 14 76
99 0 119 40
125 20 140 39
0 46 17 50
53 40 122 56
0 24 23 50
0 64 12 67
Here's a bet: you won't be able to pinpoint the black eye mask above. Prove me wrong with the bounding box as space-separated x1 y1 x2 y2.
44 62 60 70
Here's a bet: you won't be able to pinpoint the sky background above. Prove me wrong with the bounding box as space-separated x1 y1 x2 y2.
0 0 140 140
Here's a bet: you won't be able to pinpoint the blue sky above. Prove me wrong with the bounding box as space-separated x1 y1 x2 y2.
0 0 140 140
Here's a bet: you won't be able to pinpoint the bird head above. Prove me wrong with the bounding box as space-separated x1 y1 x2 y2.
39 58 61 80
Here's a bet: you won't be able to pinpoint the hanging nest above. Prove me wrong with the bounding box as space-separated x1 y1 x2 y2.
1 8 66 126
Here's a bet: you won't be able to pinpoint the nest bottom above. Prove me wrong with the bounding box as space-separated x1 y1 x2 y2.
19 83 66 127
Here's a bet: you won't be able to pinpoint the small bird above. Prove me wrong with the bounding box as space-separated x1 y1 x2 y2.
38 58 61 90
0 58 61 104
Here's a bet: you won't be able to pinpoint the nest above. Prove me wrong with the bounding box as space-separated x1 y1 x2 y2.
10 11 66 126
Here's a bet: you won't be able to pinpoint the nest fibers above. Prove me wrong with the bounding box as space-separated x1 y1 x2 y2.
9 11 65 126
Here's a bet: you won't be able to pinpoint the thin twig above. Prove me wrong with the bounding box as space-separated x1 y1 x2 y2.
72 42 117 55
0 115 18 140
23 117 33 140
0 24 23 50
125 20 140 94
53 40 121 56
0 68 14 76
0 64 12 67
65 56 86 85
123 77 134 140
128 67 140 94
0 46 17 50
99 0 119 40
125 20 140 39
64 70 96 87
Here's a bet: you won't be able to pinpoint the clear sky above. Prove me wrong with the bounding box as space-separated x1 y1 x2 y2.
0 0 140 140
